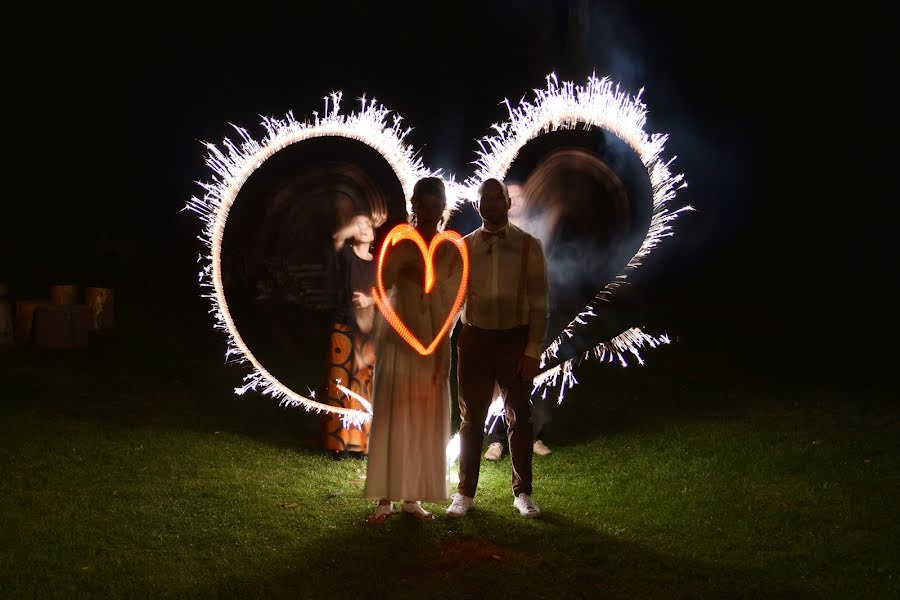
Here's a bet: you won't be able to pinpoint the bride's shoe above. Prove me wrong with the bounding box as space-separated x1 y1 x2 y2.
402 501 434 521
367 501 393 525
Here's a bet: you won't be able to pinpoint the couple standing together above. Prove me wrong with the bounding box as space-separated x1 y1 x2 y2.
363 176 549 524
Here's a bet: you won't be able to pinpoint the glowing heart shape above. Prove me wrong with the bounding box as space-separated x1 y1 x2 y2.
191 74 686 421
371 224 469 355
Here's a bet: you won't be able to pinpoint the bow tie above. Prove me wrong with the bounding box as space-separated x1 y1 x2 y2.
481 228 506 241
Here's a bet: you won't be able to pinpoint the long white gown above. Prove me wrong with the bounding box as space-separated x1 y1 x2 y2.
364 234 462 502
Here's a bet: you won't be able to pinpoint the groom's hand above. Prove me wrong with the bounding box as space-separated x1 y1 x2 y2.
517 355 540 381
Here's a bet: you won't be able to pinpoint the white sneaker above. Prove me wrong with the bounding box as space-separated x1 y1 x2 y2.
446 493 474 517
513 493 541 518
533 440 552 456
484 442 504 461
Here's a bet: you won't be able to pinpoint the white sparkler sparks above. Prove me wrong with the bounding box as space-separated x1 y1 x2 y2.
188 73 688 424
334 381 373 415
445 433 461 468
465 73 690 402
187 93 443 425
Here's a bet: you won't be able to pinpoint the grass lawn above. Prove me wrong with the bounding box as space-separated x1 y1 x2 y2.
1 293 897 598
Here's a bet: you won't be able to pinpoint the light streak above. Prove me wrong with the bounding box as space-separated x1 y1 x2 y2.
334 381 373 414
186 93 440 424
371 224 469 356
189 73 688 420
462 73 689 400
445 433 461 467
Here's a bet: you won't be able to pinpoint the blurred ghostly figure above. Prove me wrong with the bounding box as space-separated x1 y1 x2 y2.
322 208 384 459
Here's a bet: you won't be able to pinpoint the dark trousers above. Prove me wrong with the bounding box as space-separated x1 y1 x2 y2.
457 324 533 497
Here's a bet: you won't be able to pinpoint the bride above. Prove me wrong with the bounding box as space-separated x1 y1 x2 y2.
364 177 463 523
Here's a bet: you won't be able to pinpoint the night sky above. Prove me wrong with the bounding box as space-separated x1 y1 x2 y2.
5 1 894 378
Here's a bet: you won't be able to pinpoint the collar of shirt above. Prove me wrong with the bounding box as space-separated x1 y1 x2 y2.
480 222 510 242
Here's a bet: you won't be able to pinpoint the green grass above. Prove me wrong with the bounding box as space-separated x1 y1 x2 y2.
1 294 897 598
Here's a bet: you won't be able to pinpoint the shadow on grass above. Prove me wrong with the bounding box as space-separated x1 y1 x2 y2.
212 508 814 599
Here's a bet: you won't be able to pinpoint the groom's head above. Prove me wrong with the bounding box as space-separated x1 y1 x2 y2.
477 178 511 228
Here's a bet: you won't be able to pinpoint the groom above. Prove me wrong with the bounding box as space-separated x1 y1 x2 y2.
447 178 549 518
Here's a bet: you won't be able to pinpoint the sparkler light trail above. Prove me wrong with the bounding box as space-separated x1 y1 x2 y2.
188 73 688 423
371 224 469 356
463 73 690 402
334 381 373 416
186 93 443 426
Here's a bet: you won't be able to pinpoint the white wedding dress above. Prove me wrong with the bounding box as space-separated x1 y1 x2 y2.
364 235 462 502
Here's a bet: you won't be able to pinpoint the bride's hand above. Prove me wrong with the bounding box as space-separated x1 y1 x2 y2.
432 363 449 386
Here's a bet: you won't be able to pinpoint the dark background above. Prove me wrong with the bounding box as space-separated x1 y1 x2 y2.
4 0 894 383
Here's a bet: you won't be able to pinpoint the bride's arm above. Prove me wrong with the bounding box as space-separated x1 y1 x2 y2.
432 334 452 385
431 247 463 385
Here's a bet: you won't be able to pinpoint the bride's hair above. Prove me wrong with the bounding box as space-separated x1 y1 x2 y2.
409 177 447 227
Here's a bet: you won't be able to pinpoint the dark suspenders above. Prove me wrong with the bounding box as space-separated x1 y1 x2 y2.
517 232 531 321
